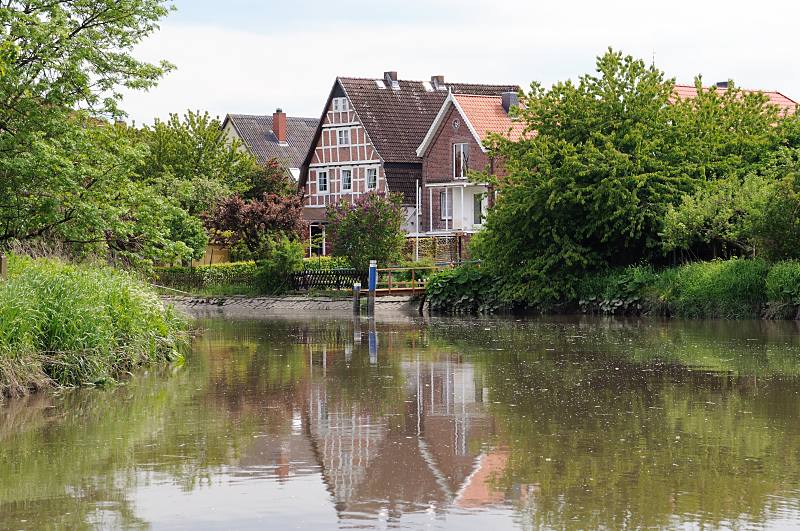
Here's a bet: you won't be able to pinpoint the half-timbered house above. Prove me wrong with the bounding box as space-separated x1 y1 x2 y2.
299 72 517 254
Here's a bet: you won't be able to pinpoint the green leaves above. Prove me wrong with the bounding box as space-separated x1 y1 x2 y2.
477 49 790 305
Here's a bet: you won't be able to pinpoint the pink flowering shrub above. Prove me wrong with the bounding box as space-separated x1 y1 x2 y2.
326 192 405 271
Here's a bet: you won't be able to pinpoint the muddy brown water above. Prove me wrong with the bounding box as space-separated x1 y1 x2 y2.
1 315 800 529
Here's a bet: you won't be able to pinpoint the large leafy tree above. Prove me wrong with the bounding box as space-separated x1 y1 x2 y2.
476 49 784 304
136 110 260 215
0 1 209 264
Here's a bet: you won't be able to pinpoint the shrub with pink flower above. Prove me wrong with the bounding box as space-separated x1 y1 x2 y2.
326 192 405 271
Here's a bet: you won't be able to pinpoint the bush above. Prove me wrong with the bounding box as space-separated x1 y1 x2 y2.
577 265 660 315
256 237 304 294
303 256 351 271
656 259 769 319
765 261 800 318
0 254 186 398
426 265 505 314
326 192 405 271
154 261 258 294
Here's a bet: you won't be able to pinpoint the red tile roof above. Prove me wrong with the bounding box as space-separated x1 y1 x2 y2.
672 84 797 114
452 94 526 143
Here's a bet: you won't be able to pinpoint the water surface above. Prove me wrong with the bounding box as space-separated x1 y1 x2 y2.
2 315 800 529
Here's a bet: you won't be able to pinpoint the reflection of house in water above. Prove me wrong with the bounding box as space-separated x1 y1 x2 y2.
230 320 511 524
305 350 503 522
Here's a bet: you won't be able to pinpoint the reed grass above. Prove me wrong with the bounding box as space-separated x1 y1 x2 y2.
0 254 186 398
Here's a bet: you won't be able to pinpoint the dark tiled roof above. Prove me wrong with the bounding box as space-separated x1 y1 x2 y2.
224 114 319 168
338 77 519 164
384 163 422 205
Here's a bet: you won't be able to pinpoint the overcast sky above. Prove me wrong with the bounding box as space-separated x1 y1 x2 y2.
121 0 800 125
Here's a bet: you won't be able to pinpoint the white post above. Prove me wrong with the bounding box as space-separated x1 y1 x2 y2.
415 179 420 262
460 186 465 230
429 187 433 233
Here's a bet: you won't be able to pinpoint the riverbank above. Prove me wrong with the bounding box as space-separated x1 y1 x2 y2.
426 258 800 319
163 294 419 318
0 255 186 399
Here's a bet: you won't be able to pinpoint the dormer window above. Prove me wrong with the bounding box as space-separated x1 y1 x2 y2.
332 97 349 112
453 143 469 179
338 129 351 146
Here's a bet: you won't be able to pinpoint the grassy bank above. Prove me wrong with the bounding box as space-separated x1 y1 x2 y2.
0 255 186 399
427 259 800 319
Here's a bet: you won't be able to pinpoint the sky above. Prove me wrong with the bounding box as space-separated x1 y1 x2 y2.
121 0 800 125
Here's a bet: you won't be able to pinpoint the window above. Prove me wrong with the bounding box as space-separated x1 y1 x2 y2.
338 129 351 146
332 97 349 112
453 143 469 179
366 168 377 190
439 190 452 220
317 170 328 193
473 193 485 225
341 169 352 192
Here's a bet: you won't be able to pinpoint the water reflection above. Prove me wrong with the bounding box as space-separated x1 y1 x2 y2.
1 315 800 529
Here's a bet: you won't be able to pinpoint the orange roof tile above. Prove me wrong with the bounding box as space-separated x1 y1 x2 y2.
672 84 797 114
453 94 526 144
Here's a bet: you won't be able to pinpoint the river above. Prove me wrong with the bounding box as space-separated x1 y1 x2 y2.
1 314 800 529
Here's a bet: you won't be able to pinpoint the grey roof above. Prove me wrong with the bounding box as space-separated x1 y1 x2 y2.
224 114 319 168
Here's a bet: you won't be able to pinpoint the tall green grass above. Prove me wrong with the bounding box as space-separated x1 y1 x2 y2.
0 255 186 398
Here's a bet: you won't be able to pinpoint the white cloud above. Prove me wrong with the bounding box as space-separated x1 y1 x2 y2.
121 0 800 125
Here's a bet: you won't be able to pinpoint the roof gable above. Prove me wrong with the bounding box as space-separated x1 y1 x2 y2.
417 93 525 157
224 114 319 168
338 77 519 163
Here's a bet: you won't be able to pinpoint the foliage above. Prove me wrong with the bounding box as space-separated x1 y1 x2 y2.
303 256 352 271
654 259 769 319
765 261 800 319
425 265 505 314
0 254 186 398
326 192 406 271
154 261 258 294
477 49 783 305
243 159 298 199
0 1 220 265
748 170 800 261
206 193 305 260
256 237 304 295
136 111 261 215
577 265 660 315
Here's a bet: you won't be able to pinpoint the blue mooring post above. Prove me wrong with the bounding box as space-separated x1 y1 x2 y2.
367 259 377 316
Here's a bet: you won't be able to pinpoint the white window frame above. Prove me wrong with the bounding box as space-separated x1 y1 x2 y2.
366 167 378 190
332 97 349 113
317 170 329 194
439 190 452 221
453 143 469 179
341 167 352 192
337 128 351 146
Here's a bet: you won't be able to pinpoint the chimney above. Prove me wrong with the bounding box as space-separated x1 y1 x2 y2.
273 108 287 143
716 80 730 89
384 71 398 84
431 75 445 90
501 92 519 113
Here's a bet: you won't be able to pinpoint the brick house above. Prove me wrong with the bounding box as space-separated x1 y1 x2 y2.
417 91 524 234
299 72 517 255
222 109 318 180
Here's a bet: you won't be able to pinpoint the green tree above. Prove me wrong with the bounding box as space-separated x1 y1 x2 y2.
476 49 784 304
137 110 261 215
326 192 405 271
0 1 204 265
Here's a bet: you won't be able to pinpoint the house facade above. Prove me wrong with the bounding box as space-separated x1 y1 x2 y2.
222 109 318 180
300 72 518 255
417 92 524 234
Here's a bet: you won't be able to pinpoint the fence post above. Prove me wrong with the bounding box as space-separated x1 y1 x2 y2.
0 253 7 281
352 282 361 315
367 260 377 316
